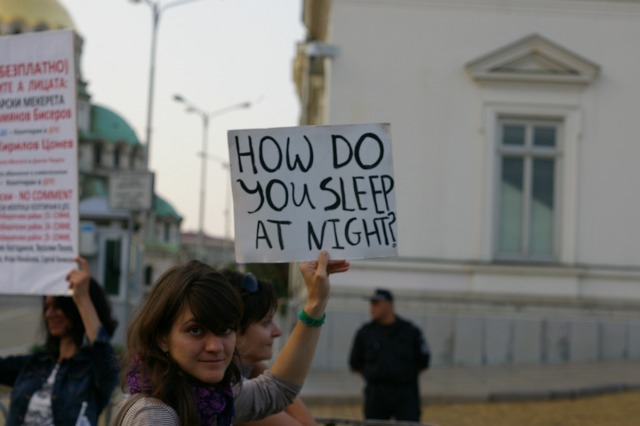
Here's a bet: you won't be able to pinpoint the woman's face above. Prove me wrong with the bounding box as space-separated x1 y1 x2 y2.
44 296 72 337
236 309 281 364
160 306 236 384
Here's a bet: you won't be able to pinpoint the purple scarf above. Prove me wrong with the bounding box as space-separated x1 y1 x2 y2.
127 357 234 426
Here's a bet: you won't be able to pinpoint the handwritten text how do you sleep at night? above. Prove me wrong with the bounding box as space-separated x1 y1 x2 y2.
230 129 396 253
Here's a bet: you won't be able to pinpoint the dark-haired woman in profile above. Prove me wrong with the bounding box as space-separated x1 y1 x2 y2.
0 257 119 426
112 250 349 426
221 269 317 426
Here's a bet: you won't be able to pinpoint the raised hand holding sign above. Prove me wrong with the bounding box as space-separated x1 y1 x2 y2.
228 123 397 263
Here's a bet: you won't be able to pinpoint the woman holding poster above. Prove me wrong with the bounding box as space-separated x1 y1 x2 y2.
111 251 348 426
0 257 119 426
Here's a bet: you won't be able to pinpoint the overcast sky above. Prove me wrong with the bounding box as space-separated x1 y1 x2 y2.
63 0 306 238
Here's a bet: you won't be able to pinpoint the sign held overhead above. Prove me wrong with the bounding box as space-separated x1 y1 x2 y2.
228 123 397 263
0 30 79 295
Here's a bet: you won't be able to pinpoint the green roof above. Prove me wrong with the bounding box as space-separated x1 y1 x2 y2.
80 175 108 198
155 194 183 221
90 104 142 147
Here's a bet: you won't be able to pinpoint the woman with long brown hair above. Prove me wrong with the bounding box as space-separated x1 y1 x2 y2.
113 250 349 426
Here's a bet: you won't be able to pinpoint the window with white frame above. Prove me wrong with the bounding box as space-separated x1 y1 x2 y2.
496 118 560 261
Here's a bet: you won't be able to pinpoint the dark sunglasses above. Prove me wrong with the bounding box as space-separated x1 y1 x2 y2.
241 273 259 294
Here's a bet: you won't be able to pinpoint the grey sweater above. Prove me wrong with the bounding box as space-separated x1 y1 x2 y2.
111 370 301 425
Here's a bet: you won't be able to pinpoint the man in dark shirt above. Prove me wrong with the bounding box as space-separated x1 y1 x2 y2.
349 288 431 421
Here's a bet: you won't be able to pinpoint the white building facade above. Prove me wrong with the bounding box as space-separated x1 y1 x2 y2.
294 0 640 370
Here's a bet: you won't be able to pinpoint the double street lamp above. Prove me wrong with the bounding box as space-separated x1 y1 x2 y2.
130 0 208 168
173 94 251 260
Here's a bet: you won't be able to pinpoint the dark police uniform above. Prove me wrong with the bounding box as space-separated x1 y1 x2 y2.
349 316 430 421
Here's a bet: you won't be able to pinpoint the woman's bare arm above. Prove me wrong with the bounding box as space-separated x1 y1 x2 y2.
67 257 102 344
269 251 349 386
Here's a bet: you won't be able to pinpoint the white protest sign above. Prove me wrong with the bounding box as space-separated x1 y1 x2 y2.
228 123 397 263
0 30 79 295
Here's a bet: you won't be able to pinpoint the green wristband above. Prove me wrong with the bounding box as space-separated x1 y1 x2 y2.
298 309 326 327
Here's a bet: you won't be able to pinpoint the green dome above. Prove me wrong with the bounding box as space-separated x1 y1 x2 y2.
155 194 182 221
90 104 142 147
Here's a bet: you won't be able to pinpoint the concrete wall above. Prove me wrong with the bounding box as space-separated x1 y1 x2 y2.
300 290 640 372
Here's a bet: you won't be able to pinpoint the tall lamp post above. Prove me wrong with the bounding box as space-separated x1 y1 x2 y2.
173 94 251 260
130 0 208 168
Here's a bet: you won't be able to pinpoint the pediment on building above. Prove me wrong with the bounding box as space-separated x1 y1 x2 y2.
466 34 600 85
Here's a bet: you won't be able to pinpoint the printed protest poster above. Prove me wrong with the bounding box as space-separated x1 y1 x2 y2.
0 30 78 295
228 123 397 263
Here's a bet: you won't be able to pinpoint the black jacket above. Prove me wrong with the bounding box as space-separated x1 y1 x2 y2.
349 316 430 386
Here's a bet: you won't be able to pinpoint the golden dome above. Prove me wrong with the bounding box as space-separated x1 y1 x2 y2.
0 0 75 32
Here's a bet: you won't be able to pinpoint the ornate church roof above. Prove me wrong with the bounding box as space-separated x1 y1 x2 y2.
88 104 143 147
0 0 183 226
0 0 75 33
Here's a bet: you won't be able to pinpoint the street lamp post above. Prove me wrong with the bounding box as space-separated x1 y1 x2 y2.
130 0 208 168
173 94 251 260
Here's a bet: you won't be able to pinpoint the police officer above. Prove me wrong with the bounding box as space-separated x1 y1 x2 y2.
349 288 430 421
